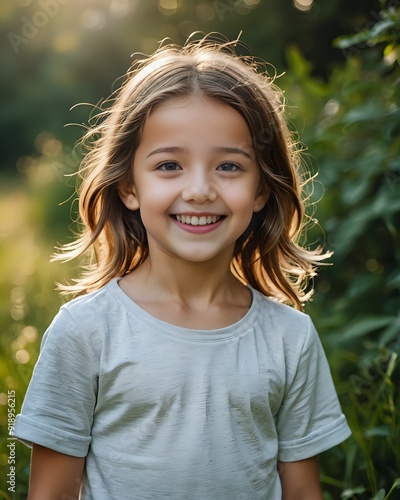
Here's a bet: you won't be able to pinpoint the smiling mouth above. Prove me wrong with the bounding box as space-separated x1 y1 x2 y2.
173 215 223 226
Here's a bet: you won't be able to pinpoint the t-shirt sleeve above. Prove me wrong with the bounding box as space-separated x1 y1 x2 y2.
276 317 351 462
14 307 97 457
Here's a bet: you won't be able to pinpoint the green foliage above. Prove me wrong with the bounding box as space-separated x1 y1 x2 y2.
283 1 400 497
334 0 400 58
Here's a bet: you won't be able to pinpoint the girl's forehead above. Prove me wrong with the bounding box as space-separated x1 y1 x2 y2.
147 95 250 132
136 95 256 158
150 94 199 112
151 93 218 112
145 96 252 138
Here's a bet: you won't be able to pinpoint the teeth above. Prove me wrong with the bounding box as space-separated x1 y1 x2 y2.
175 215 221 225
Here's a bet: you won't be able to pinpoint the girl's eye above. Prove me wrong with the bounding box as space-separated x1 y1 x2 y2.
217 162 241 172
158 162 181 171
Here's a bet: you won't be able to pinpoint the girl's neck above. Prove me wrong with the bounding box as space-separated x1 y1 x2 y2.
119 255 251 329
127 254 243 305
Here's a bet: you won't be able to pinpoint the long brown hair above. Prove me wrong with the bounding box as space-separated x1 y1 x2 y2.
55 35 330 309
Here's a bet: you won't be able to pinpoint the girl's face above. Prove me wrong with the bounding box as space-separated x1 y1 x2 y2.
119 96 268 265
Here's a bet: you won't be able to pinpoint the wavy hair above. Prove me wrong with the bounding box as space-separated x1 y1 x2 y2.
55 35 330 309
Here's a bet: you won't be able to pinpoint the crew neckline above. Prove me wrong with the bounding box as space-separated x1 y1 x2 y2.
108 277 262 342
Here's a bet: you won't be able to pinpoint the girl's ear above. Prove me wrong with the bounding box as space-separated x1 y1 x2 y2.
253 185 270 213
117 180 140 211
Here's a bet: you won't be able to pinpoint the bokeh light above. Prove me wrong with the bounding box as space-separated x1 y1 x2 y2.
196 3 215 22
324 99 340 117
110 0 130 18
159 0 178 16
15 349 31 365
35 132 62 156
80 8 107 30
21 325 38 343
10 286 26 321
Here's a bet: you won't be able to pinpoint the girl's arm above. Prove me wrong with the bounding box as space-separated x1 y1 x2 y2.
28 444 85 500
278 456 323 500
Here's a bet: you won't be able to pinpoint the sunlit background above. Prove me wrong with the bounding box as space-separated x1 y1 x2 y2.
1 0 378 170
1 1 400 498
0 0 376 369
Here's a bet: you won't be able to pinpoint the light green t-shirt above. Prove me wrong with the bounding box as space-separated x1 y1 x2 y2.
15 278 351 499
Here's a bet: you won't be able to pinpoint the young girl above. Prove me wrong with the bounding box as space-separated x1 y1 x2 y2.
15 36 351 499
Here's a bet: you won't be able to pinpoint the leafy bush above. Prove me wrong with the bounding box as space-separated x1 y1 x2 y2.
283 1 400 497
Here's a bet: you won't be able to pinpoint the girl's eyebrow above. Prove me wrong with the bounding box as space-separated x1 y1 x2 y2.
146 146 185 158
214 146 253 159
146 146 253 159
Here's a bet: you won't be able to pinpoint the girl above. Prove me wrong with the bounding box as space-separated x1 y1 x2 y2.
15 36 351 499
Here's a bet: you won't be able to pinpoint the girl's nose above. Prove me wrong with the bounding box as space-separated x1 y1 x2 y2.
181 169 217 203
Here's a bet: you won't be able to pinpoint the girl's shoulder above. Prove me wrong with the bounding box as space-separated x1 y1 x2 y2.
252 288 311 327
251 288 317 350
62 280 116 313
50 279 121 338
40 280 124 367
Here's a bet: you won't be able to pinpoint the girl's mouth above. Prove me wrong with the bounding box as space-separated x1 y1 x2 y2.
173 215 223 226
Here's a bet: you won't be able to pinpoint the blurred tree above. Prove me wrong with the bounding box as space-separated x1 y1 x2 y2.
1 0 378 175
